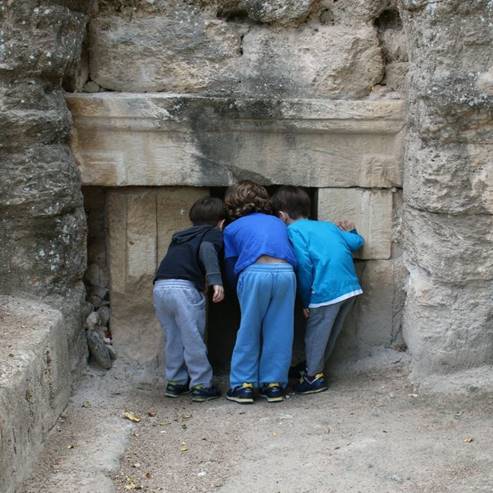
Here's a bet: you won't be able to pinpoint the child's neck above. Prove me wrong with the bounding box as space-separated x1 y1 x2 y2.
286 216 307 225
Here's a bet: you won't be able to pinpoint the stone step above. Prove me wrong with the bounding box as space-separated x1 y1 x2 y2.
0 296 72 493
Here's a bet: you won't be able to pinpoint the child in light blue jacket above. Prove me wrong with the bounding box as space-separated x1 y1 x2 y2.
272 186 364 395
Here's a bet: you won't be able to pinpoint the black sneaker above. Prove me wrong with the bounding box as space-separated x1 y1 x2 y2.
165 381 190 398
191 384 221 402
226 383 255 404
259 383 284 403
294 373 328 395
288 361 306 379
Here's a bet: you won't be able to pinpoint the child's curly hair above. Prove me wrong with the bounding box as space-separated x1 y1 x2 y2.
225 180 272 220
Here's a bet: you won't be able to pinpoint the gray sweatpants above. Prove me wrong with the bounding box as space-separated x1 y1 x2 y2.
153 279 213 388
305 297 356 376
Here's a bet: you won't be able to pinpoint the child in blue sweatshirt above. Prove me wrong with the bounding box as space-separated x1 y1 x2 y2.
224 181 297 404
272 186 364 394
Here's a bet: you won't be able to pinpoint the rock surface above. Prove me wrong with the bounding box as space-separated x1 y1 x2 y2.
0 0 88 372
0 296 71 493
401 0 493 378
88 3 385 97
67 94 405 188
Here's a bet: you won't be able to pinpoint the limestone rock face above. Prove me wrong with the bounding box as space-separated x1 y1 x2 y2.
0 297 71 493
401 1 493 378
239 0 316 25
239 25 383 98
89 13 246 93
89 5 383 97
0 1 88 373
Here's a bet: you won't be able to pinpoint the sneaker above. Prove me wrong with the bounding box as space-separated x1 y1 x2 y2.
191 384 221 402
288 361 306 380
259 383 284 403
165 381 190 398
294 373 328 395
226 383 255 404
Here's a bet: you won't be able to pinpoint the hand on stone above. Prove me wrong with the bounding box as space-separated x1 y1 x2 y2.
336 220 356 231
212 285 224 303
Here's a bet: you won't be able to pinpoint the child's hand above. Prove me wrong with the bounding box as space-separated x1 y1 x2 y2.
212 285 224 303
303 308 310 319
336 220 356 231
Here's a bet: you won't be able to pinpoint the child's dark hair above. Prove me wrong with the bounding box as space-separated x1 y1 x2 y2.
189 196 226 226
225 180 272 219
271 186 311 219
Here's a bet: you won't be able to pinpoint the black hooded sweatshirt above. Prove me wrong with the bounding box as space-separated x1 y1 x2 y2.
154 224 223 291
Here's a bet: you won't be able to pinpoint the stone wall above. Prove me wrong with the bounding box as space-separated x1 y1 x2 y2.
400 0 493 378
0 0 89 373
64 0 410 373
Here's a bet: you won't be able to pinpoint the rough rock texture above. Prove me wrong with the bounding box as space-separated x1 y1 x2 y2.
0 0 89 372
0 297 71 493
88 2 385 97
401 0 493 378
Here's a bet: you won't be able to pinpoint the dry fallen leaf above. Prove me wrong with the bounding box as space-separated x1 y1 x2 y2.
67 444 74 449
124 476 143 490
148 409 157 417
145 472 152 479
180 442 188 452
464 437 474 443
123 411 141 423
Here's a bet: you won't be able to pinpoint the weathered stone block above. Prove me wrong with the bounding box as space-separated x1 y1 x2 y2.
107 188 207 368
404 206 493 283
0 297 71 493
239 0 315 25
404 141 493 214
67 94 405 189
89 14 246 93
318 188 395 260
88 11 382 98
239 24 383 98
403 268 493 378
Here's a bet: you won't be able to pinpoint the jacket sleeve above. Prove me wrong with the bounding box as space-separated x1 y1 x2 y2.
288 227 313 308
199 241 223 286
340 229 365 252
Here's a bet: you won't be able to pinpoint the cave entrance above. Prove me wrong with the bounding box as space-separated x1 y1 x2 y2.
206 186 318 373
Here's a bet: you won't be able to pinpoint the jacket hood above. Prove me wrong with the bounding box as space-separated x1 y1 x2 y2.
171 225 214 245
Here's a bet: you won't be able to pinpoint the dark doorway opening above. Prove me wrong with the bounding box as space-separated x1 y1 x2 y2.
207 186 318 373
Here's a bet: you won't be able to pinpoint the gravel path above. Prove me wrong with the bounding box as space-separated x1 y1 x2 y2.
21 362 493 493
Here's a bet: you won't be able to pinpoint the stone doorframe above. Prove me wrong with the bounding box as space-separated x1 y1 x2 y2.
68 93 406 374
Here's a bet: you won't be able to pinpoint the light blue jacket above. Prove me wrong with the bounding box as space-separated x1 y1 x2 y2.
287 219 364 308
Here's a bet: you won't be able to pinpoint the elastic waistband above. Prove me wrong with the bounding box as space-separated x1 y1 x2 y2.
243 263 294 273
154 279 196 289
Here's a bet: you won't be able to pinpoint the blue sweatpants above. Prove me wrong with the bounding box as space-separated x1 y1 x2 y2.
230 264 296 388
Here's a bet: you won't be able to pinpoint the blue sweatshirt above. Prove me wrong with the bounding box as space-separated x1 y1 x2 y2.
224 213 297 278
287 219 364 308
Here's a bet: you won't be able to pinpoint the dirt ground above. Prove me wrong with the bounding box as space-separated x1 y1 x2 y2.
21 361 493 493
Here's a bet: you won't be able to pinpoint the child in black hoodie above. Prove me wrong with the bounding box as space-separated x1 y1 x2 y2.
153 197 225 402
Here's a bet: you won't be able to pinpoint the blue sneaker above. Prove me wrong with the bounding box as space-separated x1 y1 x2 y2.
259 383 284 403
294 373 328 395
226 383 255 404
191 384 221 402
165 381 190 398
